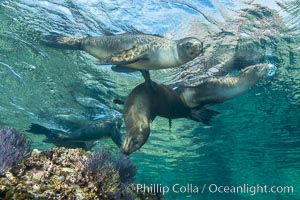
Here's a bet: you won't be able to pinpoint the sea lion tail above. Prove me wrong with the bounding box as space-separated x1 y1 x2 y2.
41 35 82 50
189 107 219 125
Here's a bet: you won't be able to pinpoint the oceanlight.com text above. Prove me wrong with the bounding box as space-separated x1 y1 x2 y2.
206 184 294 195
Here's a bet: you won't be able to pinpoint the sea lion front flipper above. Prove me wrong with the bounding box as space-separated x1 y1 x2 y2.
113 99 125 105
140 70 151 84
113 96 126 105
42 133 63 143
99 44 150 65
140 70 157 91
189 107 219 125
42 139 54 143
111 66 140 73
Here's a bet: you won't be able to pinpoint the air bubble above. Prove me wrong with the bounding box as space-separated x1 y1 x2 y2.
266 64 277 77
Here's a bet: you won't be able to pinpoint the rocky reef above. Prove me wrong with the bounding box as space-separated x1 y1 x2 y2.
0 128 162 200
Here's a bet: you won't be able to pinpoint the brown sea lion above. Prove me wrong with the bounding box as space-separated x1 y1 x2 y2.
120 81 218 155
120 64 268 154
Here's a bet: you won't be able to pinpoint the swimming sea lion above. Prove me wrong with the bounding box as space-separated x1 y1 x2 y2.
27 123 95 150
42 33 203 70
27 117 123 149
121 81 218 155
175 64 269 108
120 64 268 154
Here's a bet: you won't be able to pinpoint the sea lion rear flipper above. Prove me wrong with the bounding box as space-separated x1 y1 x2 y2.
27 123 53 136
41 35 82 50
189 107 219 125
98 45 150 65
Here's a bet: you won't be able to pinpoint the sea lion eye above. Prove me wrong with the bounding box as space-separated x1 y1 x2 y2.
253 66 259 72
131 138 139 146
185 42 192 48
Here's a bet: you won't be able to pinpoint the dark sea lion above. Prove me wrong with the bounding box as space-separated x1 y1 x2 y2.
42 33 203 70
120 64 268 154
27 117 123 150
121 81 218 155
175 64 269 108
27 123 95 150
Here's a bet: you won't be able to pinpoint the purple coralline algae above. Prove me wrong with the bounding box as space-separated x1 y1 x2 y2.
0 128 31 176
85 150 137 199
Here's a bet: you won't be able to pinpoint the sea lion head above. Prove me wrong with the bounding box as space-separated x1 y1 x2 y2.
177 37 203 62
240 63 268 82
121 117 150 155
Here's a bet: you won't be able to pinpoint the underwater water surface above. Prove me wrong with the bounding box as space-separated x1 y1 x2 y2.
0 0 300 199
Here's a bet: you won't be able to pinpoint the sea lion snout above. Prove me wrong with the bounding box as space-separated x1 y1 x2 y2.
121 137 139 155
121 123 150 155
192 40 204 55
177 37 203 61
121 134 147 155
242 64 268 78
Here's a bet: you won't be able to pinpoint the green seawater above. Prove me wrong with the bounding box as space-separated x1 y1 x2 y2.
0 1 300 199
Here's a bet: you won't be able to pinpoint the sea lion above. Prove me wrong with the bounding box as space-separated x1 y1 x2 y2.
42 33 203 70
120 64 268 154
175 64 269 108
27 117 123 150
120 81 218 155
